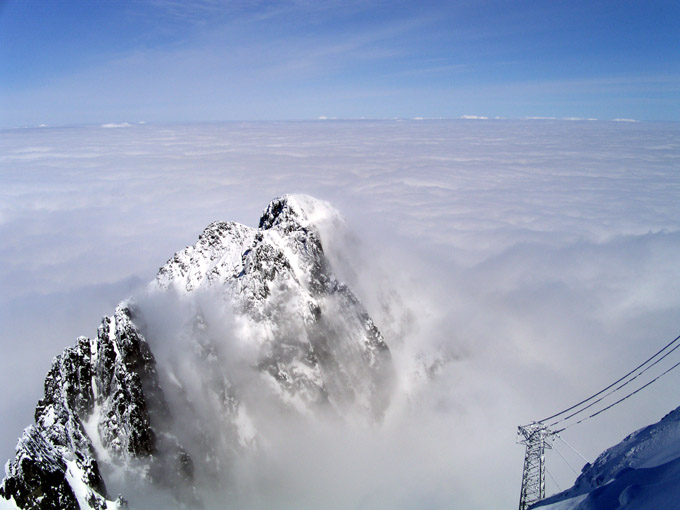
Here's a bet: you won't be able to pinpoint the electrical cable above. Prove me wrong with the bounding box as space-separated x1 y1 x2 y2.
538 333 680 424
518 332 680 508
555 434 589 464
546 467 562 493
552 442 579 476
549 341 680 427
557 358 680 432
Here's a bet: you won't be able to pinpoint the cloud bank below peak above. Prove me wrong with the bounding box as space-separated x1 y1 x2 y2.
1 120 680 508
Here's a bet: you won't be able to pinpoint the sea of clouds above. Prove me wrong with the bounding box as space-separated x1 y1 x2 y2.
1 119 679 509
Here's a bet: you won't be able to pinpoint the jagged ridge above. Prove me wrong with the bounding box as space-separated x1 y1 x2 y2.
0 303 192 510
1 195 395 509
154 195 393 420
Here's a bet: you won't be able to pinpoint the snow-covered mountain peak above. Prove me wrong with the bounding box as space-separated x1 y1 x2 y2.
150 195 394 422
1 196 396 509
154 195 343 297
258 194 341 234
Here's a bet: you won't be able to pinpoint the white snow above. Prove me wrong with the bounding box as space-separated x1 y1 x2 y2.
540 493 588 510
40 406 57 428
107 315 120 359
82 404 110 464
0 495 19 510
90 338 99 400
64 458 118 510
64 458 92 509
537 407 680 510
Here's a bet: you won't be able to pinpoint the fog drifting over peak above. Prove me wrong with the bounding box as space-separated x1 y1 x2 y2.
1 120 680 509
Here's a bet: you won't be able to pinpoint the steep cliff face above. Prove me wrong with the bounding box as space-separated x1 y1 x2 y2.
154 195 394 422
1 195 395 509
1 304 192 510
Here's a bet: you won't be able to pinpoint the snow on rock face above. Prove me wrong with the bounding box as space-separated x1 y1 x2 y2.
0 304 193 510
0 426 86 510
1 195 395 509
536 406 680 510
153 194 394 422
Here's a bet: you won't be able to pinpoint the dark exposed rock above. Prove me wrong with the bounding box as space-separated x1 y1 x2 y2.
2 195 394 509
1 304 193 509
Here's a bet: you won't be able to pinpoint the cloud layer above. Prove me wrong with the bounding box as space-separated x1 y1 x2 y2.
1 119 679 508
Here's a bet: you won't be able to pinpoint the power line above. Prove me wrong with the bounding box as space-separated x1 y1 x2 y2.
555 434 589 464
557 358 680 432
549 340 680 427
545 467 561 493
518 331 680 510
538 333 680 424
552 442 579 476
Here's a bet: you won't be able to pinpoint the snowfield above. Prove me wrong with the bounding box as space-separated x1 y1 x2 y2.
537 407 680 510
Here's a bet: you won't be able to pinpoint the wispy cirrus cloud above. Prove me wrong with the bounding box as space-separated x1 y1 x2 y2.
2 1 679 126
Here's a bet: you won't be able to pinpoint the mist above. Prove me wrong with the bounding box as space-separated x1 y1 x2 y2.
1 120 679 509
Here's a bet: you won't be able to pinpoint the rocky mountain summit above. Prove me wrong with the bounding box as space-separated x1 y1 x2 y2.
1 195 395 509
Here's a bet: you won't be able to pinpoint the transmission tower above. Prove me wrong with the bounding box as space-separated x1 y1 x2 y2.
516 334 680 509
517 422 555 510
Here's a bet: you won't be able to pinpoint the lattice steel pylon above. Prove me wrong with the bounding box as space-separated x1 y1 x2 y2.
517 422 555 510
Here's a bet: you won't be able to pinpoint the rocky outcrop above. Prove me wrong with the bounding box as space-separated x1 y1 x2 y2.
154 195 394 421
1 195 395 509
0 304 193 510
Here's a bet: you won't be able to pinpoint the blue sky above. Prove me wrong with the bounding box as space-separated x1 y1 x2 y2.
1 0 678 127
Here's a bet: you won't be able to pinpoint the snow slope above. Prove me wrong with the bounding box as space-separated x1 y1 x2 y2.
536 406 680 510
